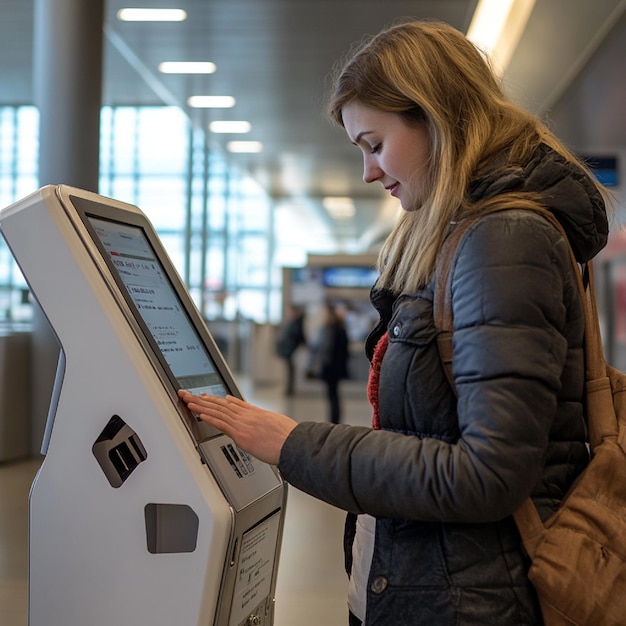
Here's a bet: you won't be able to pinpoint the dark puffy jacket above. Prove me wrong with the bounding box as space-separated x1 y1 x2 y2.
278 144 608 625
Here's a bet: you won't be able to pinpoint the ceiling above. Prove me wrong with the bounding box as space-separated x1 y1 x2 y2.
1 0 625 249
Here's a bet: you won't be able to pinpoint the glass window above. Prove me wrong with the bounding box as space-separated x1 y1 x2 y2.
0 106 39 322
0 104 343 326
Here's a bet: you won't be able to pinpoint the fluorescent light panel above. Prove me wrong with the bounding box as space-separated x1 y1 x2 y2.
188 96 236 108
323 196 355 219
209 121 251 133
467 0 515 53
159 61 216 74
466 0 536 75
227 141 263 153
117 8 187 22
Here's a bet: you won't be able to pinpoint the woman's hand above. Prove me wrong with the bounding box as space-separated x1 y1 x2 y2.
178 390 297 465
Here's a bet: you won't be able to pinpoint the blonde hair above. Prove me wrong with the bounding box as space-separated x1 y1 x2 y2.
327 19 607 294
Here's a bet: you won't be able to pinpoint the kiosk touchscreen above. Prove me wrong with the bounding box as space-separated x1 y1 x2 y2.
0 185 287 626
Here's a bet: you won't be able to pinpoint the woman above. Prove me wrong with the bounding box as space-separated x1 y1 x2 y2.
179 20 610 625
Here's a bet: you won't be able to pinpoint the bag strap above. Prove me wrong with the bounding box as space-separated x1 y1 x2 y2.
434 217 478 391
433 206 614 558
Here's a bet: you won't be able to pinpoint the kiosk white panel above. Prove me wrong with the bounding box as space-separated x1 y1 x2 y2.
0 185 286 626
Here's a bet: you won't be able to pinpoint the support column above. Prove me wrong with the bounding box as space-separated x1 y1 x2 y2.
34 0 104 190
30 0 104 454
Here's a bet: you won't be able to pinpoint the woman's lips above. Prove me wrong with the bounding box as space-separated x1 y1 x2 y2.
386 183 399 197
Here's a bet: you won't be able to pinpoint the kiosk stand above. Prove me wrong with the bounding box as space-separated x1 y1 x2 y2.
0 185 287 626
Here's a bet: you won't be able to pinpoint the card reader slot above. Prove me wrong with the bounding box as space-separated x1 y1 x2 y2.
108 439 145 482
92 415 147 488
128 433 146 460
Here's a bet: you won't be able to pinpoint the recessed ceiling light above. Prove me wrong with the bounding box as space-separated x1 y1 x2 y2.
323 196 356 219
117 8 187 22
209 121 251 133
187 96 236 108
227 141 263 153
159 61 216 74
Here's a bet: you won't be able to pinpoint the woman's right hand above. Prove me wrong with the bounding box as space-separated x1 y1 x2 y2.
178 390 297 465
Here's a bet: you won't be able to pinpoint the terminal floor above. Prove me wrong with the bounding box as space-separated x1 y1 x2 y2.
0 378 373 626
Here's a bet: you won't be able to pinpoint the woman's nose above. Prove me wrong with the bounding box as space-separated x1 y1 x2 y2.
363 159 383 184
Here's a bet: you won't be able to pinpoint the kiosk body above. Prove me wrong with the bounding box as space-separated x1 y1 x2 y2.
0 185 286 626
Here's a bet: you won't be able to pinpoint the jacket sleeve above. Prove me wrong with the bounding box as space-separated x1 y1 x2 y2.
278 212 577 522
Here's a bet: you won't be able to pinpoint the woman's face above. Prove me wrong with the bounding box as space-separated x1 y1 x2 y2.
342 100 431 211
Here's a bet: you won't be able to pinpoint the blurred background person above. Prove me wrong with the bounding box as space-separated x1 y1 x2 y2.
308 303 350 423
275 304 307 396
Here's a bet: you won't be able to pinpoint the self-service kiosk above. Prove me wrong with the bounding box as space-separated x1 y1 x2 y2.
0 185 287 626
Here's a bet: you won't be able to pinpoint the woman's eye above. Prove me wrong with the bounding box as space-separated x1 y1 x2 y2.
370 143 381 154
